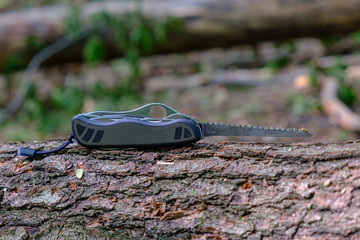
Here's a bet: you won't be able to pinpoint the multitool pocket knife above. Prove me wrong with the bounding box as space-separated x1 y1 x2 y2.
18 103 311 157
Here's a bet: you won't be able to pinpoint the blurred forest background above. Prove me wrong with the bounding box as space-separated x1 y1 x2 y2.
1 0 360 143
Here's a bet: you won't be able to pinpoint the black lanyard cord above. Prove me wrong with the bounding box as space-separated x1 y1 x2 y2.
17 134 75 157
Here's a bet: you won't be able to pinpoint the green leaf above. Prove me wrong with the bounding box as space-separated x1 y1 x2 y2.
154 22 167 44
83 35 105 63
338 84 357 106
307 203 312 210
2 55 24 74
352 30 360 44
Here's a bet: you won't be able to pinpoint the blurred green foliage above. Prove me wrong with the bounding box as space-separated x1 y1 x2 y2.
321 59 356 106
83 34 105 63
264 40 296 70
320 36 341 50
0 0 102 11
2 0 360 141
286 93 320 116
1 0 182 140
265 57 290 70
338 83 357 107
307 61 320 88
2 55 23 75
1 36 46 74
306 57 357 111
352 30 360 44
89 10 181 82
64 2 181 90
63 5 83 36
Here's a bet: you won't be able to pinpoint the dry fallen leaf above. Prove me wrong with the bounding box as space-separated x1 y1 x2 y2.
242 179 253 190
76 169 84 179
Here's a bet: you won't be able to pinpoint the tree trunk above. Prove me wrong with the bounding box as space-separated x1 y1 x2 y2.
1 139 360 239
1 0 360 68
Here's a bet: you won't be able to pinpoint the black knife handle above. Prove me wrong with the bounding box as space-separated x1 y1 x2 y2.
72 115 202 148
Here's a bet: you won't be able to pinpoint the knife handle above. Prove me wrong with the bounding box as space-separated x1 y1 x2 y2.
72 115 202 148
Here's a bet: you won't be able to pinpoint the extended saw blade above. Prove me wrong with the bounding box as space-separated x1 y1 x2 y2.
201 122 312 138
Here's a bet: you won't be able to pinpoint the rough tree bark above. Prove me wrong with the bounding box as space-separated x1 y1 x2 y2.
1 0 360 67
1 139 360 239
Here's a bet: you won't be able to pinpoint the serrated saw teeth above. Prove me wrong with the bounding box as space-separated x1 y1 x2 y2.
202 121 312 137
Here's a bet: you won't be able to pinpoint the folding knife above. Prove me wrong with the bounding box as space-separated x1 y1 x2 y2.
72 103 311 148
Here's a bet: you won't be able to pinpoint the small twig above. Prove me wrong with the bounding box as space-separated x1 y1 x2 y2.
0 30 91 125
320 76 360 132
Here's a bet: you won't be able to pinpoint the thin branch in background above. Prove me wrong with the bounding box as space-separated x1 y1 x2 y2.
321 75 360 132
0 30 90 125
